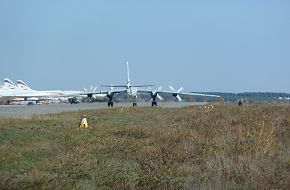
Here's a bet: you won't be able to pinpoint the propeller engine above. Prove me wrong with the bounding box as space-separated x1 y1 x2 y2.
106 85 115 107
169 85 183 102
150 87 163 106
83 86 98 98
151 87 163 100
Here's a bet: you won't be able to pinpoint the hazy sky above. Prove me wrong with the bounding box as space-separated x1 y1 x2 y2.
0 0 289 92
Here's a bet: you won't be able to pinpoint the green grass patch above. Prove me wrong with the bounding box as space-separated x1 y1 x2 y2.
0 104 290 189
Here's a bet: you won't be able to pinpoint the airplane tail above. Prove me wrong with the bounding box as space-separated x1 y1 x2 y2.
102 61 152 88
126 62 153 88
3 78 16 89
127 61 131 87
17 80 32 90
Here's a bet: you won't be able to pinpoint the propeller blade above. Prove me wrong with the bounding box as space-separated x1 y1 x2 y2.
158 86 163 92
176 95 182 102
157 94 164 101
84 88 88 92
90 86 93 91
177 87 184 93
92 86 97 92
169 85 175 91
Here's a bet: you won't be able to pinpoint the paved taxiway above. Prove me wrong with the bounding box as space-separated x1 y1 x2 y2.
0 102 208 118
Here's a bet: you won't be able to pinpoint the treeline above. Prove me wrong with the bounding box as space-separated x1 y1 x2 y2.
193 92 290 103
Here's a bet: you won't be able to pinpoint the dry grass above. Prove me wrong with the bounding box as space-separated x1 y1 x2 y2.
0 104 290 189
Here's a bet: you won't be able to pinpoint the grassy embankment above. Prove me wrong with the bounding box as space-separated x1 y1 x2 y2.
0 104 290 189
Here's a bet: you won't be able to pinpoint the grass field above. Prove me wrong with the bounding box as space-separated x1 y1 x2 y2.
1 104 290 189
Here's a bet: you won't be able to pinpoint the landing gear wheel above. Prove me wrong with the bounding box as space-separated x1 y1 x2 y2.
152 101 157 106
133 102 137 107
108 101 114 107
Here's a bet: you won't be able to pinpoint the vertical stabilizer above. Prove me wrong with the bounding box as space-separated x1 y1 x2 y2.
126 61 131 87
3 78 16 89
17 80 32 90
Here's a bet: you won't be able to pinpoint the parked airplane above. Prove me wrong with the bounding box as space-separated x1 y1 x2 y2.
0 78 17 90
82 62 220 107
0 78 82 101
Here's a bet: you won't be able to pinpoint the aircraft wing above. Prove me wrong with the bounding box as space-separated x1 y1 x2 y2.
188 92 220 98
102 85 153 88
0 89 89 98
136 89 155 94
160 87 220 102
136 89 220 97
80 90 107 96
101 85 127 88
57 90 84 97
0 90 62 98
161 91 220 98
80 89 128 96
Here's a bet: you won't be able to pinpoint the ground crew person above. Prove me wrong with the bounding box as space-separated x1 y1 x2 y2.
79 114 88 128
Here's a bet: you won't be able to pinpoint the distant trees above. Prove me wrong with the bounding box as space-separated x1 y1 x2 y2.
195 92 290 103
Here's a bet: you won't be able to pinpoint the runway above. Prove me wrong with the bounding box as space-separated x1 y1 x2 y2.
0 102 207 118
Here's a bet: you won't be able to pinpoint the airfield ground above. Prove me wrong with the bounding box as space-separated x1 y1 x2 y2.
0 104 289 189
0 102 207 118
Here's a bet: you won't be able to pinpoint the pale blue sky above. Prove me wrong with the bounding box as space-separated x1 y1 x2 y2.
0 0 289 92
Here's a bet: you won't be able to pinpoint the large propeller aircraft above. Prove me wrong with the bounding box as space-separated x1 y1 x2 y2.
82 62 220 107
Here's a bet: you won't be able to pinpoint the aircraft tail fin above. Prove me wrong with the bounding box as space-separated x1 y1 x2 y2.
3 78 16 89
126 61 131 86
17 80 32 90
